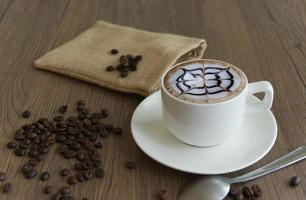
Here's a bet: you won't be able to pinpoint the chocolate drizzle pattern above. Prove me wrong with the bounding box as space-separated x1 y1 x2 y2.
175 66 235 96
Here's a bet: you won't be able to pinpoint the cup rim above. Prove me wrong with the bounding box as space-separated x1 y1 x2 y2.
161 59 249 106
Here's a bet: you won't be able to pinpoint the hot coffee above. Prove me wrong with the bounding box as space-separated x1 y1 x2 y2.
164 59 247 104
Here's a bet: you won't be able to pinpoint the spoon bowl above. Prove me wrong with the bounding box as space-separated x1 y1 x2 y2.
179 176 230 200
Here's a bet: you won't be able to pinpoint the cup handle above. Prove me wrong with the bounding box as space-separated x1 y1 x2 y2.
246 81 274 113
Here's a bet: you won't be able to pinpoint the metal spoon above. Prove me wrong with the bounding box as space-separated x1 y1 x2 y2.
179 146 306 200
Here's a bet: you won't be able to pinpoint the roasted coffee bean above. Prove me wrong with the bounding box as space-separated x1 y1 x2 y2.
7 141 17 149
28 149 38 157
22 163 33 173
119 55 129 64
242 186 254 198
63 150 78 159
35 153 45 161
26 132 37 139
234 193 244 200
69 142 81 151
44 186 53 194
125 161 136 169
59 105 68 113
158 189 168 200
113 127 122 135
104 124 113 131
28 159 39 166
228 188 237 197
134 55 142 61
15 132 25 140
101 109 109 117
22 110 31 118
19 141 29 149
2 183 11 193
77 152 86 160
77 172 86 182
290 176 301 187
110 49 118 55
120 69 128 78
59 169 69 177
41 171 50 181
67 176 77 185
15 148 26 156
106 65 115 71
77 100 85 105
38 147 49 154
54 116 64 122
129 64 137 71
94 168 105 178
60 186 71 195
0 172 6 181
56 135 66 143
251 184 262 197
94 142 103 149
25 169 38 179
63 139 73 145
67 127 79 135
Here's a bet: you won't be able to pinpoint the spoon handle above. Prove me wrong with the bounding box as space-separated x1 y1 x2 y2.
230 146 306 184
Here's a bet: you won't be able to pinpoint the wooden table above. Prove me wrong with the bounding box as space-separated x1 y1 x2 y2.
0 0 305 199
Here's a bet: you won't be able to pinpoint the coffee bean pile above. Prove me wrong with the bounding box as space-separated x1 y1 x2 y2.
227 185 262 199
4 100 122 199
106 49 142 78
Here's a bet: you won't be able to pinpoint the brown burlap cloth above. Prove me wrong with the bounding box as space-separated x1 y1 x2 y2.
34 21 206 96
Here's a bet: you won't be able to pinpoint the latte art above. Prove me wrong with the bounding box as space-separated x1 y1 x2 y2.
164 60 247 103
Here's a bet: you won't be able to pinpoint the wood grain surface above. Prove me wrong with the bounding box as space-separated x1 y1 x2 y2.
0 0 305 199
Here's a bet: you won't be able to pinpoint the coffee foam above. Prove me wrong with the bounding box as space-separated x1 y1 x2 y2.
164 60 247 104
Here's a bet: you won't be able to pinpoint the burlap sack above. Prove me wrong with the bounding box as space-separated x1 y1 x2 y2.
34 21 206 96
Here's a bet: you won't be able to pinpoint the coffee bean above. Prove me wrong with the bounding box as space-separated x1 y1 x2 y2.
290 176 301 187
28 159 39 166
94 142 103 149
104 124 113 131
242 186 254 198
60 186 71 195
94 168 105 178
22 110 31 118
101 109 109 117
7 141 17 149
113 128 122 135
228 188 237 197
63 150 78 159
61 168 69 177
125 161 136 169
0 172 6 181
44 186 53 194
15 148 26 156
22 163 33 173
77 100 85 105
41 171 50 181
251 184 262 197
119 55 129 64
77 172 86 182
69 142 81 151
25 169 38 179
2 183 11 193
234 193 244 200
134 55 142 61
110 49 118 55
106 65 115 72
158 189 168 200
38 147 49 154
129 64 137 71
67 176 77 185
59 105 68 113
15 132 25 140
35 153 45 161
26 132 37 139
120 69 128 78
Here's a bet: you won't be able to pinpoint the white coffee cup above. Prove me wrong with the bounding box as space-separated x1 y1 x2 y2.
161 59 274 147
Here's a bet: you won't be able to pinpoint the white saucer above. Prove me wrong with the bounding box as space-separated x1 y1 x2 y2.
131 91 277 174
